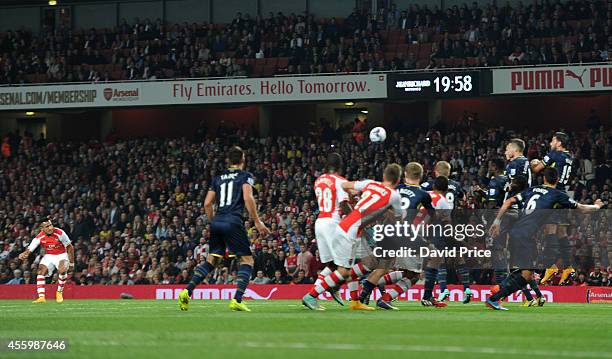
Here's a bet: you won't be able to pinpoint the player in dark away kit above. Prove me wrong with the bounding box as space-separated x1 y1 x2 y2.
486 168 603 310
179 146 270 312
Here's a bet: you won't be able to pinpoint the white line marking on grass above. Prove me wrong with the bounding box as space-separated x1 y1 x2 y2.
241 341 612 358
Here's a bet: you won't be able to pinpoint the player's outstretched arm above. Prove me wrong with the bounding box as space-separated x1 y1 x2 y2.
342 180 369 194
341 181 356 192
204 190 216 222
577 199 604 214
66 243 75 270
18 236 40 261
243 183 270 236
489 197 517 237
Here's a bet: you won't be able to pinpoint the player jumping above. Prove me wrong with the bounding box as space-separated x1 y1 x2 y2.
530 132 576 285
18 219 74 303
422 161 471 303
178 146 270 312
487 168 603 310
420 176 455 307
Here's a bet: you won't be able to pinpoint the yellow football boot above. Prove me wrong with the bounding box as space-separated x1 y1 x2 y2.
349 300 375 311
522 299 536 307
229 299 251 312
540 265 559 285
178 289 190 311
559 267 575 285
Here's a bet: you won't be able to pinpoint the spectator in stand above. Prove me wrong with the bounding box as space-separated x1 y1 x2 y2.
270 270 289 284
6 269 24 284
292 269 312 284
601 272 611 286
0 122 609 286
3 0 609 83
1 137 10 158
284 246 298 278
574 272 589 286
296 244 313 278
252 270 271 284
588 267 604 286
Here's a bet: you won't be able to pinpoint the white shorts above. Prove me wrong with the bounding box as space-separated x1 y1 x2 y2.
355 237 373 260
315 218 339 265
394 256 424 273
332 227 361 268
40 253 69 276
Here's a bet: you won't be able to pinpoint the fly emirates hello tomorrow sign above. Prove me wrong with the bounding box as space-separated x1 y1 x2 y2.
0 74 387 110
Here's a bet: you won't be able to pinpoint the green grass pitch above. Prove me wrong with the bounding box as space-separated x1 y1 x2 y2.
1 300 611 359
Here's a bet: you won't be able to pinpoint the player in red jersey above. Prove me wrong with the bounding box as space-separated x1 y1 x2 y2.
302 164 404 311
308 152 352 309
18 219 74 303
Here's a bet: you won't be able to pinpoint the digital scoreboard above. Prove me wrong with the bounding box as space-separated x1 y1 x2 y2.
388 71 483 99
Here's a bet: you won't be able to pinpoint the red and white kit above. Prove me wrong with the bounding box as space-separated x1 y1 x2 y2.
335 180 403 267
428 191 451 210
413 190 451 224
28 228 71 276
314 173 349 265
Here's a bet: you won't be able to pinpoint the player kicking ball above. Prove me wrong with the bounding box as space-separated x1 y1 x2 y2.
302 164 404 311
178 146 270 312
18 219 74 303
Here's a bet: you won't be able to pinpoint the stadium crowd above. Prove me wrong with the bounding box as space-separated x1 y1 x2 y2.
0 123 610 287
1 0 611 84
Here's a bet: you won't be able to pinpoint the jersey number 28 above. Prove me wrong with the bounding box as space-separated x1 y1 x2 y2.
315 187 333 212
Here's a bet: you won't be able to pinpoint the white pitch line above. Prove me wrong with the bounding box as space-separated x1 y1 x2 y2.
241 341 612 358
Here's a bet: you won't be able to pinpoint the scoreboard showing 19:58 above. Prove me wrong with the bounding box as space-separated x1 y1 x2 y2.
388 71 482 99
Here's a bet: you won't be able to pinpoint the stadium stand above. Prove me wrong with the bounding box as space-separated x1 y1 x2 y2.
0 0 610 84
0 124 609 286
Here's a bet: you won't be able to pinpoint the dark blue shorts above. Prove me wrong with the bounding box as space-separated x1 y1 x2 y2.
548 210 570 226
508 232 536 268
209 216 252 257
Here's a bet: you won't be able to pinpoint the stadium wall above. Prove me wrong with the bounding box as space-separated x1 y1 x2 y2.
73 3 119 30
165 0 210 24
441 95 612 132
111 106 259 138
0 284 605 303
0 6 41 33
384 101 430 131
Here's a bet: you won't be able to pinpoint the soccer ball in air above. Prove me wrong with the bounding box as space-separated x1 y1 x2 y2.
369 127 387 143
